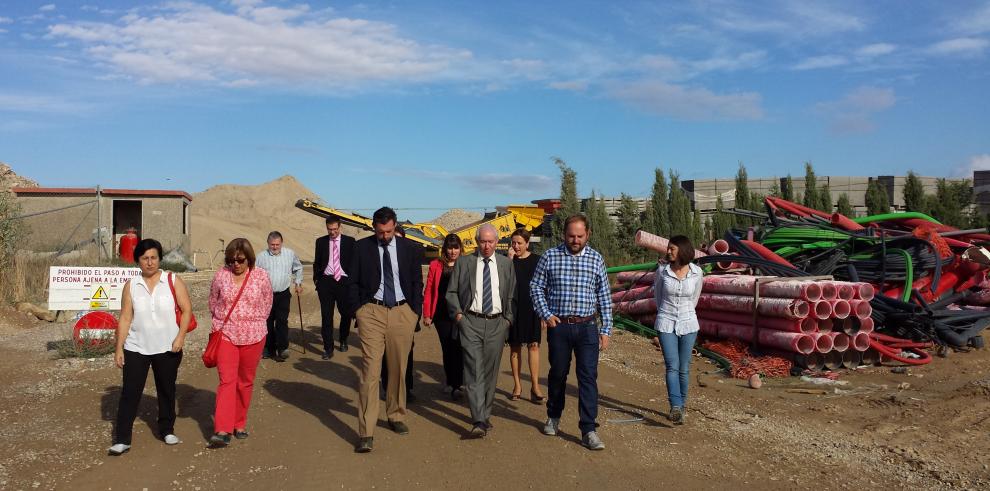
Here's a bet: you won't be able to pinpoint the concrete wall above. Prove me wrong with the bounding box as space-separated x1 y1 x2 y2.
15 193 191 254
16 194 99 251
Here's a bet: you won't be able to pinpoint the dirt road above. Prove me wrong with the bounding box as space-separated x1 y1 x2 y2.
1 269 988 490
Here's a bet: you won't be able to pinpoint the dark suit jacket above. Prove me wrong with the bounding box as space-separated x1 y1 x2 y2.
445 252 516 324
349 235 424 316
314 234 356 285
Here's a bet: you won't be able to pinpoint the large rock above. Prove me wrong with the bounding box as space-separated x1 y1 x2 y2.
0 162 40 190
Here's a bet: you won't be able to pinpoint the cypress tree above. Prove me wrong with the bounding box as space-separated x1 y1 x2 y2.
647 168 670 238
836 193 854 217
616 193 642 260
865 180 890 215
903 171 925 212
550 157 580 246
782 175 794 201
668 171 692 237
802 162 819 209
818 184 833 212
691 207 704 246
734 163 750 227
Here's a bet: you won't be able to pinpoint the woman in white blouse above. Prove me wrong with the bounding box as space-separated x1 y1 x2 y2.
109 239 193 455
651 235 703 425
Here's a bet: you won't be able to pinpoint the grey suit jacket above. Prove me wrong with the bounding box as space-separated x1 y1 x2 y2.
445 252 516 324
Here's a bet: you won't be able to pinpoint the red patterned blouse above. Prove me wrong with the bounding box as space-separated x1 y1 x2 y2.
208 267 274 346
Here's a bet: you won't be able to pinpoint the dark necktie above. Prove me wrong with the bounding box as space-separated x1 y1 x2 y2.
381 241 396 307
482 257 493 314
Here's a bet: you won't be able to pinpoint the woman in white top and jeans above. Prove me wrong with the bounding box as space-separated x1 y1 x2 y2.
109 239 194 455
651 235 703 425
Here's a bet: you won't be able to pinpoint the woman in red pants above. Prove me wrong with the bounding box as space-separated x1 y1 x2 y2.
207 238 272 447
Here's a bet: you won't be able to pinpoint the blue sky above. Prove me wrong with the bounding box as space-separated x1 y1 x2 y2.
1 0 989 221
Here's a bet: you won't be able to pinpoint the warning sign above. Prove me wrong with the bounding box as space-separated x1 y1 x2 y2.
92 286 108 299
47 267 142 311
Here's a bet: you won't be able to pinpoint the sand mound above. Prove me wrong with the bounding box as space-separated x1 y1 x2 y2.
190 175 365 265
431 209 483 232
1 162 40 190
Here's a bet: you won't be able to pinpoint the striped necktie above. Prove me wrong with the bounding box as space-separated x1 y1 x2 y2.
482 258 493 314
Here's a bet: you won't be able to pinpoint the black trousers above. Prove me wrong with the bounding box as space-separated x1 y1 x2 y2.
382 341 415 392
114 349 183 445
435 317 464 388
317 276 352 352
265 289 292 354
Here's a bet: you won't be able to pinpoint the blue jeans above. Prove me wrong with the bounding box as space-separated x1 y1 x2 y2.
547 321 599 435
658 331 698 409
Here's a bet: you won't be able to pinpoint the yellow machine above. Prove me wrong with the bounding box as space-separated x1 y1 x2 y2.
295 199 545 257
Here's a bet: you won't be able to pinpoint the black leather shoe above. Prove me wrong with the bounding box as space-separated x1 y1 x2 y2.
322 350 332 360
406 392 417 404
469 423 487 438
450 388 463 401
234 429 249 440
355 437 373 453
388 421 409 435
208 433 231 448
338 341 349 352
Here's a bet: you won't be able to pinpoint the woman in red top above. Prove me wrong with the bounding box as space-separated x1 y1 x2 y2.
422 234 464 400
207 238 273 447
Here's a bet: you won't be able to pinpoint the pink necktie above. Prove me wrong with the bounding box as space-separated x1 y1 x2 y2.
331 238 342 281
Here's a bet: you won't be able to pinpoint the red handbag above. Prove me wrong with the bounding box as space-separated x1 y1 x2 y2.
203 269 251 368
167 272 198 332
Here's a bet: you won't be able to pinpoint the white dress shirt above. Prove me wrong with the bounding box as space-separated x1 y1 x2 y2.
469 253 502 314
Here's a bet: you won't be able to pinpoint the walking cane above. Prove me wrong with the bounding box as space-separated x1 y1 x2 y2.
296 294 306 354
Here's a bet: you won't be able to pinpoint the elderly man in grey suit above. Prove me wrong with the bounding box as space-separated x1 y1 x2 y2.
445 223 516 437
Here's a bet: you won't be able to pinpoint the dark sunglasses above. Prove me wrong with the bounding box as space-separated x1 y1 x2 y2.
228 257 248 265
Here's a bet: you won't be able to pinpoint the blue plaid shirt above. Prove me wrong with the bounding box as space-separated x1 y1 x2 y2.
530 243 613 335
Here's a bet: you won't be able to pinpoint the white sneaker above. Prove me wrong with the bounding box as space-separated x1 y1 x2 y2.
164 434 180 445
108 443 130 455
542 418 560 436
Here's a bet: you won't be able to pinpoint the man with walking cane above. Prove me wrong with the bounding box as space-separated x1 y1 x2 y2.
256 231 304 362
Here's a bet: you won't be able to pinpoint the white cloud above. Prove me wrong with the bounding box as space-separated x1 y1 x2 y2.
0 93 92 114
954 3 990 35
691 50 766 73
815 86 896 135
957 154 990 177
855 43 896 57
793 55 848 70
926 37 989 57
712 2 864 36
0 16 12 24
548 80 588 92
48 1 474 87
358 169 556 194
610 80 764 121
40 4 56 12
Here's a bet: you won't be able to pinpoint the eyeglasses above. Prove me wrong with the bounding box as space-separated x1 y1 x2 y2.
228 257 247 265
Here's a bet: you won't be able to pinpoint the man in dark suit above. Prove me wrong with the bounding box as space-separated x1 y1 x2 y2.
445 223 516 437
314 216 356 358
350 207 423 453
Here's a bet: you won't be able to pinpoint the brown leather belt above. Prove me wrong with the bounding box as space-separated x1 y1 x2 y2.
468 311 501 320
559 315 595 324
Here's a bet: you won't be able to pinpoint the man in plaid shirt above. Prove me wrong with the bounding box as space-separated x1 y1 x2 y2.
530 214 612 451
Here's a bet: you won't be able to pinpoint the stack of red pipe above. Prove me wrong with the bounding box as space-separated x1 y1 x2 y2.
613 272 876 369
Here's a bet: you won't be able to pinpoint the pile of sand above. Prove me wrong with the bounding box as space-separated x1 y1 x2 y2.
0 162 39 190
431 208 483 232
190 175 365 266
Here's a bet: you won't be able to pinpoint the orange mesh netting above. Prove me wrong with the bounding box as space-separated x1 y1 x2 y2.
912 225 953 259
701 338 793 379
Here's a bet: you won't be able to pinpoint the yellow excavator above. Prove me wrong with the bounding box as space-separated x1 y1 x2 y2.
295 199 546 257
